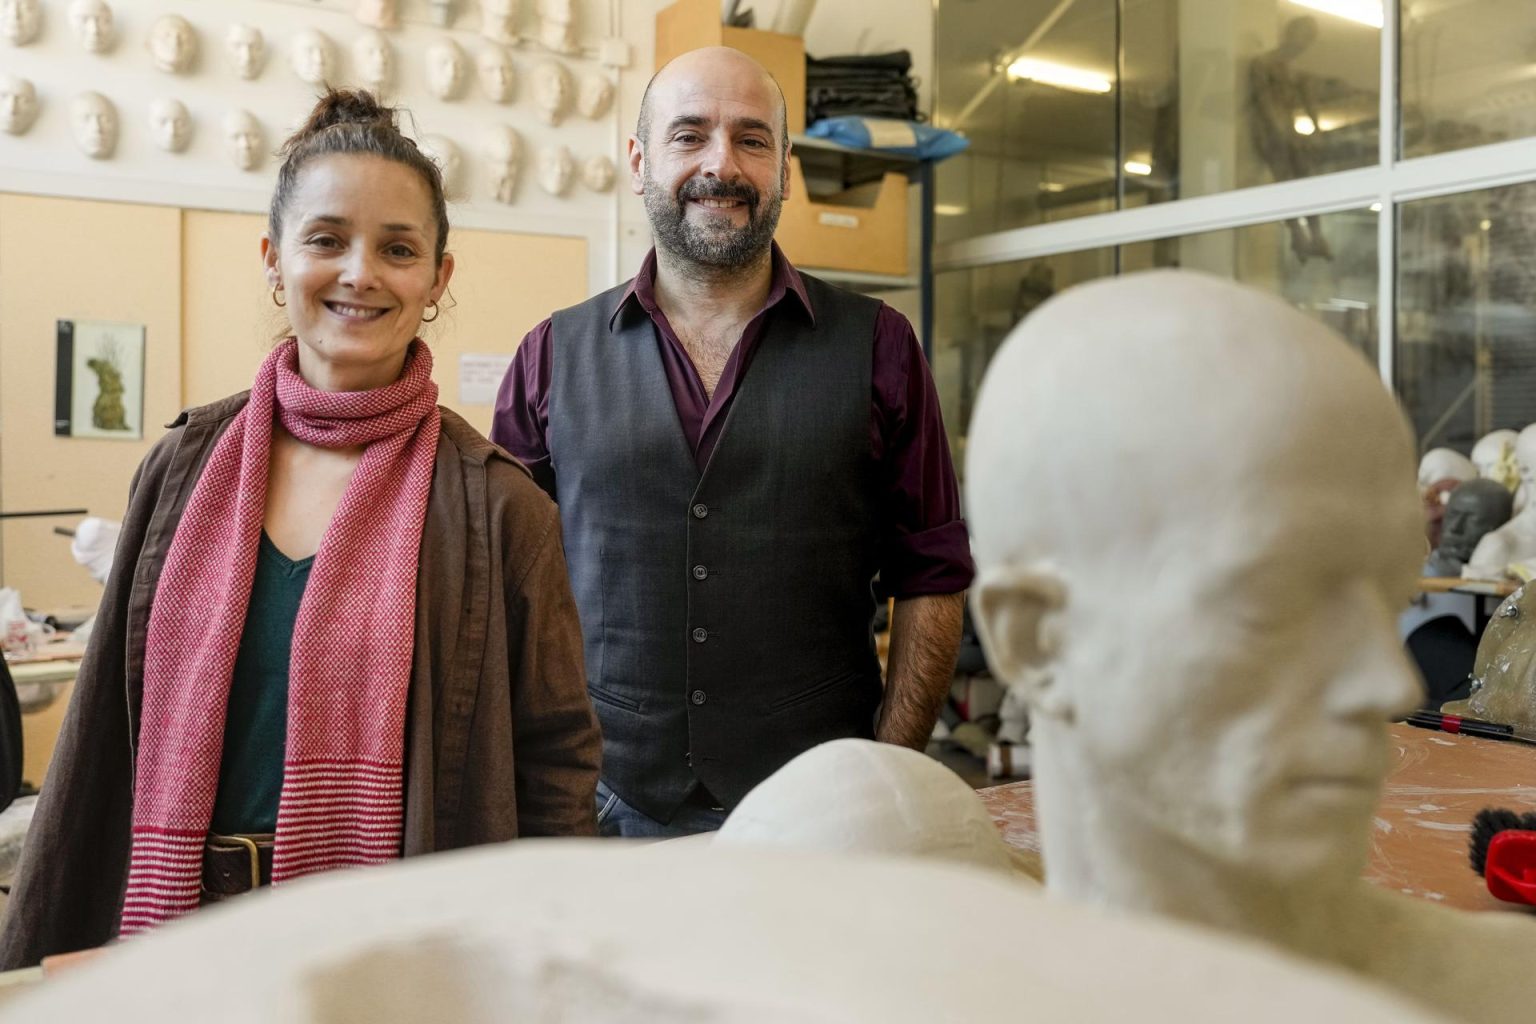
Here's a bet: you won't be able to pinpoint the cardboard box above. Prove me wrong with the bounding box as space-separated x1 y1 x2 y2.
655 0 807 135
775 156 910 277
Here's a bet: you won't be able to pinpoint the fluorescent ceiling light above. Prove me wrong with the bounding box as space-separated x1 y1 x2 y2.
1294 115 1317 136
1038 182 1066 192
1286 0 1383 29
1369 202 1382 212
934 203 968 216
1123 160 1152 176
1006 57 1112 94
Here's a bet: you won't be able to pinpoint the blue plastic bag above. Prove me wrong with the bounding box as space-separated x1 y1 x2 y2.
804 117 970 162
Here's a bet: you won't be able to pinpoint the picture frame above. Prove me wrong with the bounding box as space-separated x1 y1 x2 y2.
54 318 146 441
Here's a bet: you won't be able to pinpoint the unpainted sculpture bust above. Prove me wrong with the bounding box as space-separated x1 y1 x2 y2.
426 38 468 100
537 0 578 54
478 0 518 45
148 97 192 153
1464 422 1536 579
69 91 117 158
532 59 572 125
418 133 464 200
538 144 574 197
68 0 113 54
477 45 516 103
148 14 197 74
1426 479 1514 577
223 110 264 171
1417 447 1475 491
0 74 38 135
579 155 615 193
482 125 522 204
576 73 614 119
1 0 41 46
1472 429 1521 491
1447 582 1536 731
353 29 395 92
290 29 337 86
965 269 1536 1024
227 24 265 80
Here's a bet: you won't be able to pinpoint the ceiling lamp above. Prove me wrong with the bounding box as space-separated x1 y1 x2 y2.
1123 160 1152 176
1005 57 1113 94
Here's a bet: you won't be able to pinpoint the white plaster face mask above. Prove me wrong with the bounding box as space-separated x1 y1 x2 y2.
538 145 574 197
580 155 614 192
353 30 394 91
419 134 464 200
69 0 113 54
290 29 337 86
148 15 197 74
70 91 118 158
532 60 572 126
148 97 192 153
0 75 38 135
577 73 614 120
483 126 522 204
1 0 41 46
537 0 577 54
426 39 467 100
477 46 516 103
224 110 264 171
478 0 517 44
427 0 455 27
227 24 266 80
354 0 398 30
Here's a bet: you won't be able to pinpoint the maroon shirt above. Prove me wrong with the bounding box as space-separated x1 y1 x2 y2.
491 245 973 598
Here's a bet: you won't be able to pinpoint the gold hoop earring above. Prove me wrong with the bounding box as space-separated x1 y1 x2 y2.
421 301 440 324
271 283 286 308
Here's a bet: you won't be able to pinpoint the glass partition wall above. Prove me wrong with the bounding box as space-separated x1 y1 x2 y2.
935 0 1536 470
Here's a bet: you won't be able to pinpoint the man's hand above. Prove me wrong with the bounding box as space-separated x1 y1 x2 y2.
876 591 965 749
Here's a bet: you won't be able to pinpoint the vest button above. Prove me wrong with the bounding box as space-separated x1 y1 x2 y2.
691 627 708 643
691 689 707 705
691 503 709 519
692 564 708 580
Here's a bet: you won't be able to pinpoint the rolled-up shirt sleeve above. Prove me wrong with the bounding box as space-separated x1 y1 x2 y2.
491 318 557 500
871 304 975 598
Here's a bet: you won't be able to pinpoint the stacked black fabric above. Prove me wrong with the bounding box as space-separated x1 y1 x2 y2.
805 50 921 123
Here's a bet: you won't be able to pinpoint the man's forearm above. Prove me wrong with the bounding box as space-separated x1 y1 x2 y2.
875 591 965 749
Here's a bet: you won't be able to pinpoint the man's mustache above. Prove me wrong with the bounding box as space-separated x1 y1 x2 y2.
676 177 760 207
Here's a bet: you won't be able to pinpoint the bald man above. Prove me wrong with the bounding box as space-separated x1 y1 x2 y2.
493 47 971 838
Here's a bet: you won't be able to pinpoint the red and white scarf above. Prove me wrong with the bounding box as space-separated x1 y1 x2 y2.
120 338 440 934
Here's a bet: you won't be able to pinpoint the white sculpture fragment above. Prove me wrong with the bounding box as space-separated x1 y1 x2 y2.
1417 447 1475 490
425 38 467 100
0 0 42 46
0 74 38 135
476 45 516 103
290 29 337 86
538 144 574 197
147 14 197 74
354 0 398 31
966 269 1536 1024
148 97 192 153
479 0 517 45
418 134 464 200
223 110 264 171
576 73 614 119
68 0 113 54
1472 429 1520 485
0 844 1449 1024
579 155 615 193
226 24 266 80
536 0 578 54
69 91 117 158
1465 423 1536 578
353 29 395 93
482 125 522 204
532 59 571 125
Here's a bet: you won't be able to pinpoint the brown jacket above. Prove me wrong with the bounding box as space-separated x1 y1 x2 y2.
0 394 601 968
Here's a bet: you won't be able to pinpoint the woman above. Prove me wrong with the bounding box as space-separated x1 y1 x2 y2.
0 91 600 967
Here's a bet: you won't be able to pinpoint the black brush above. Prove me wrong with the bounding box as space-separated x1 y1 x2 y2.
1468 807 1536 906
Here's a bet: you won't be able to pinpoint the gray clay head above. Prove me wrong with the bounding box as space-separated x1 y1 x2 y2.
1434 478 1515 570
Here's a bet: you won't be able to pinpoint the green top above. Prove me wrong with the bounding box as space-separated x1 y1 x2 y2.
209 533 312 835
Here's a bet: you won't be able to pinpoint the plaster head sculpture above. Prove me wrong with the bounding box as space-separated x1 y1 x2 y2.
1448 583 1536 731
226 24 265 80
427 0 456 27
425 38 467 100
69 91 118 158
0 0 41 45
148 97 192 153
223 109 264 171
418 133 464 200
967 269 1536 1024
476 45 516 102
1416 447 1475 492
0 74 38 135
532 59 572 125
478 0 517 45
536 0 578 54
580 154 615 193
1472 429 1521 490
353 29 395 93
1463 421 1536 579
482 125 522 203
147 14 196 74
290 28 338 86
715 740 1039 881
576 72 614 119
68 0 113 53
354 0 399 30
1425 479 1514 577
538 144 574 196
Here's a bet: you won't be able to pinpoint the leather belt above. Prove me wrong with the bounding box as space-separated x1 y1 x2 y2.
201 832 274 903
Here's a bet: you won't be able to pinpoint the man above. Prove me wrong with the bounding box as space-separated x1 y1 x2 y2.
492 46 970 837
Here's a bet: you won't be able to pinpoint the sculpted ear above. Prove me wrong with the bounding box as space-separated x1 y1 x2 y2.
971 565 1075 723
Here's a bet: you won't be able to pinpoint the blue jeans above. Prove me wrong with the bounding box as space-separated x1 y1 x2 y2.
595 779 727 838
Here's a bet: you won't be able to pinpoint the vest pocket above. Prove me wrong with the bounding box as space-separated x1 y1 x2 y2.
587 682 643 714
767 670 869 714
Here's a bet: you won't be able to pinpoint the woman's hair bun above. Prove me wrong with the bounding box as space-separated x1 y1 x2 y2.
281 89 396 159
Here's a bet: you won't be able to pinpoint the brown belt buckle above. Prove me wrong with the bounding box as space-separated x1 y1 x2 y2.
208 833 262 891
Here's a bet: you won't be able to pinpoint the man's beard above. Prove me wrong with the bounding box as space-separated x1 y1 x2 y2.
644 169 783 270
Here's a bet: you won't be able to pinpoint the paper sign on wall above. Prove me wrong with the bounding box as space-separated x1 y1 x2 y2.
459 353 515 406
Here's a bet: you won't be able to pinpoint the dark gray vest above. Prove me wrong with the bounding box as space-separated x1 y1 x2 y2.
548 275 884 822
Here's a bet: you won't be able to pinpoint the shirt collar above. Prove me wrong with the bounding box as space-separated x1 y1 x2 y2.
608 242 816 330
